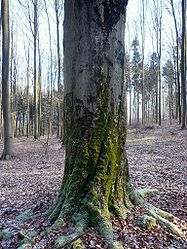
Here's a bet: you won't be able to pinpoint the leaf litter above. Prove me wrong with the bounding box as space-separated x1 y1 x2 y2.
0 124 187 248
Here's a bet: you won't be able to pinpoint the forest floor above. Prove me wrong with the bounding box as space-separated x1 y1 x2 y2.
0 124 187 249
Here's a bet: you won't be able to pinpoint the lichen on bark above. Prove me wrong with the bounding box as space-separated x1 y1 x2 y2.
44 1 184 248
46 1 129 247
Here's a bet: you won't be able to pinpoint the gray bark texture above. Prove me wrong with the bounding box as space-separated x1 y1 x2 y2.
181 0 186 128
1 0 13 159
48 1 130 248
34 0 39 140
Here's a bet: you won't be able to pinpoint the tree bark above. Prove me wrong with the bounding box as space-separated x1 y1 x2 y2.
1 0 13 159
181 0 186 129
34 0 39 140
170 0 181 124
49 1 129 247
55 0 61 92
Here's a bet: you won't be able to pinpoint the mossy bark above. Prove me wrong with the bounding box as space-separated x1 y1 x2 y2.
48 1 129 248
45 2 184 248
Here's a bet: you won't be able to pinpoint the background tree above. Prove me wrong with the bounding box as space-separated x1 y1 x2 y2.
181 0 186 128
131 36 141 124
33 0 39 139
170 0 181 123
1 0 14 159
163 60 175 123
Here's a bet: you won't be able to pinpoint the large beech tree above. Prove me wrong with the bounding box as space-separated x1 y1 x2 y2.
45 1 184 248
48 0 129 247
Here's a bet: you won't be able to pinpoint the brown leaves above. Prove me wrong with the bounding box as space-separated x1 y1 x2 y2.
0 125 187 248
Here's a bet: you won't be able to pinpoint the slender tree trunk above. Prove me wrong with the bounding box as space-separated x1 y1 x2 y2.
44 0 53 136
171 0 181 124
137 91 140 124
55 0 61 92
38 36 42 136
140 0 145 125
181 0 186 129
129 85 132 125
158 14 162 126
1 0 13 159
26 47 30 138
0 16 2 140
55 0 63 139
34 0 39 140
49 1 129 248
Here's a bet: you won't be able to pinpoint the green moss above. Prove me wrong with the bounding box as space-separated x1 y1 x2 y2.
136 215 157 230
17 244 32 249
67 239 85 249
148 209 185 236
55 232 81 248
109 203 127 220
54 74 128 248
44 218 65 235
20 237 35 246
138 188 158 197
48 201 64 222
17 204 38 224
0 228 13 240
124 193 134 210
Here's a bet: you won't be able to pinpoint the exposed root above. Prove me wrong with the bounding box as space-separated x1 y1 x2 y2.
45 194 65 222
55 219 87 248
135 215 157 230
88 204 123 249
131 189 173 218
110 203 128 220
17 231 35 246
148 209 185 236
69 238 85 249
17 204 38 224
137 188 158 197
0 228 13 240
48 201 63 222
130 188 185 237
41 218 65 237
13 185 185 249
55 230 84 248
0 153 14 160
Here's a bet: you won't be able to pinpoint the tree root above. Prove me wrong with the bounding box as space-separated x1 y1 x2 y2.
17 204 39 224
55 230 84 248
0 153 14 160
14 186 185 249
110 203 128 220
135 215 157 230
137 188 158 197
148 209 184 236
131 189 173 218
55 216 87 248
130 188 185 237
88 204 124 249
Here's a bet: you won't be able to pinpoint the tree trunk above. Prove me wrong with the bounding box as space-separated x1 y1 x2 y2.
170 0 181 124
50 1 129 247
55 0 61 92
181 0 186 129
1 0 13 159
44 0 53 137
55 0 63 139
34 0 39 140
158 13 162 126
26 47 30 138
